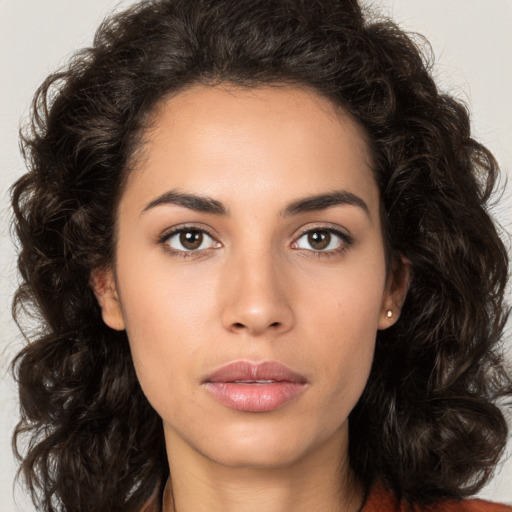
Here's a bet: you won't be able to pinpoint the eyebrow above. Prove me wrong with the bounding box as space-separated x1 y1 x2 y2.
142 190 228 215
280 190 370 218
141 188 369 218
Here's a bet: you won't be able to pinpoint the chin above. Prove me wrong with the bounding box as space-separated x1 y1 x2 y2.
191 418 341 470
204 441 308 470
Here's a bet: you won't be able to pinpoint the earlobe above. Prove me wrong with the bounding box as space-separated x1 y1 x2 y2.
378 257 411 330
90 268 126 331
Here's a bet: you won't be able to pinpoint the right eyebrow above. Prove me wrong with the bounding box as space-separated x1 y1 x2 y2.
141 189 228 216
280 190 370 218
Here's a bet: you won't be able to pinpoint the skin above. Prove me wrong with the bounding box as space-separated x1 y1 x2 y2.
93 85 408 512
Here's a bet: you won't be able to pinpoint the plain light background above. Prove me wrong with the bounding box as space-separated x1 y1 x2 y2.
1 1 511 511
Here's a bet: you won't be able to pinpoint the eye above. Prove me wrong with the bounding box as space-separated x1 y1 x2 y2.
292 228 350 252
163 228 220 252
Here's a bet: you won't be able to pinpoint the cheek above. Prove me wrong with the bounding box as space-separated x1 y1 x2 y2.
300 247 387 336
116 251 251 422
117 240 218 339
114 256 217 409
299 254 386 394
121 279 211 357
304 308 378 438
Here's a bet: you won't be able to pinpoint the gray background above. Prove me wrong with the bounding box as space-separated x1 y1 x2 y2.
1 1 511 510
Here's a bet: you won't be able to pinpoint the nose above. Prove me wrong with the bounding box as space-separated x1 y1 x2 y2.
220 250 295 337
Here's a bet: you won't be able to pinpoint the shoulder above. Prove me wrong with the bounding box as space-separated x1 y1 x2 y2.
141 501 160 512
423 500 512 512
362 482 512 512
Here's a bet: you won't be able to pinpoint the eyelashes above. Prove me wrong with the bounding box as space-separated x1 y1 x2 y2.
158 224 353 259
164 228 220 252
291 227 352 254
158 225 220 259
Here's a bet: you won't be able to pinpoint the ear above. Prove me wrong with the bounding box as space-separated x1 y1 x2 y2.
90 267 126 331
378 257 411 330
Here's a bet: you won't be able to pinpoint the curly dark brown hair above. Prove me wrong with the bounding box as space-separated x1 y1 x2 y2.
11 0 511 511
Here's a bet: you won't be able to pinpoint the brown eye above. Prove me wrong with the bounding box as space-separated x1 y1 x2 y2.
165 228 218 253
293 228 347 252
307 231 330 250
179 230 203 250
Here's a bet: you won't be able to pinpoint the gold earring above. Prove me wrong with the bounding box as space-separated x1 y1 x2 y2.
386 310 393 319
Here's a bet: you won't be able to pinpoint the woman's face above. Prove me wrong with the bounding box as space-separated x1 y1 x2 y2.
95 85 404 470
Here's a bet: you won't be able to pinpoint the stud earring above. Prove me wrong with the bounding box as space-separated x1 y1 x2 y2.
386 310 393 319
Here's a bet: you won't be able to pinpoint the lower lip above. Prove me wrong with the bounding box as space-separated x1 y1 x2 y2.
203 382 306 412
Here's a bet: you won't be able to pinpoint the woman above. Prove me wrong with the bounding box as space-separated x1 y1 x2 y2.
10 0 511 511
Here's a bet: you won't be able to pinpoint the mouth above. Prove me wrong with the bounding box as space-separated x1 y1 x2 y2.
203 361 307 412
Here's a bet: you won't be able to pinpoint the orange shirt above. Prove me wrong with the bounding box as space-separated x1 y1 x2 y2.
362 483 512 512
143 481 512 511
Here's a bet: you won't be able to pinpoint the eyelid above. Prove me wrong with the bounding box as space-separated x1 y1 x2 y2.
291 224 353 252
158 224 222 256
158 223 218 242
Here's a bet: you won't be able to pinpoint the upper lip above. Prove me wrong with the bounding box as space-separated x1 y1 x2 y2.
204 361 307 384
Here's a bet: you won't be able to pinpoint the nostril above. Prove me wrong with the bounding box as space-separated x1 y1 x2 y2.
231 321 281 331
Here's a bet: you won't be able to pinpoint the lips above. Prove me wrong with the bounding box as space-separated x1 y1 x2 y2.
203 361 307 412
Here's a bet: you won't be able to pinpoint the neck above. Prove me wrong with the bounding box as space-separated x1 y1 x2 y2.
161 427 364 512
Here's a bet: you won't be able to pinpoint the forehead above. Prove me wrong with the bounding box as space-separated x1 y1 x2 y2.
123 84 378 217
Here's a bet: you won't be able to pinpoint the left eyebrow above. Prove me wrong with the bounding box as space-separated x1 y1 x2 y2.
141 190 228 215
281 190 370 218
